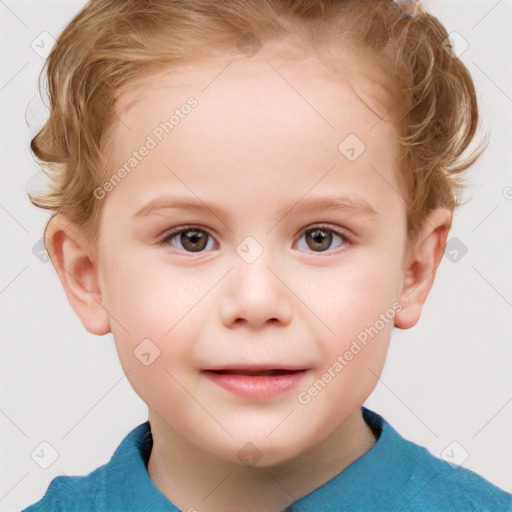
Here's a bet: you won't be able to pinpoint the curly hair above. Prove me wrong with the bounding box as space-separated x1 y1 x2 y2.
28 0 483 243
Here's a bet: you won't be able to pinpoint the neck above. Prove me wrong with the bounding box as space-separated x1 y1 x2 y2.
147 408 376 512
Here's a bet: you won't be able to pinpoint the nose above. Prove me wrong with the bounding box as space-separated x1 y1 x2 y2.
219 252 293 329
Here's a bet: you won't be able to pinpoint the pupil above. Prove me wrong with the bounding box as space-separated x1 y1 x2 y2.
307 229 332 252
181 230 207 252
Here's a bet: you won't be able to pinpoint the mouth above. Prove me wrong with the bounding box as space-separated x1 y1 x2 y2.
204 368 306 376
201 366 309 398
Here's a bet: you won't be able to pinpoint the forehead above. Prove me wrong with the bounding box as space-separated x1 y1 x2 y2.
102 49 403 223
115 41 396 125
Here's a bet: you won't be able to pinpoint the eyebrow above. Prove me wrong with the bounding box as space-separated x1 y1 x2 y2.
132 193 377 221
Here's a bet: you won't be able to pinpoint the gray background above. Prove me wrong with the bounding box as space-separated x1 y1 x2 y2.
1 1 511 510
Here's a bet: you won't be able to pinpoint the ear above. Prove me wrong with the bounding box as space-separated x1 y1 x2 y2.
394 208 452 329
44 214 111 336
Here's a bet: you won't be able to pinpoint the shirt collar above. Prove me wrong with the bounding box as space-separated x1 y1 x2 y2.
287 407 416 510
103 407 403 510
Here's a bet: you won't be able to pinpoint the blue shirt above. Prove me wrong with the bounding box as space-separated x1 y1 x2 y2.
24 408 511 511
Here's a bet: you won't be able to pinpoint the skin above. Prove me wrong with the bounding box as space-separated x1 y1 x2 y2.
46 44 451 511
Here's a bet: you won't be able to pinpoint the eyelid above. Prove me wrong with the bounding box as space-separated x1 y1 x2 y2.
297 223 353 239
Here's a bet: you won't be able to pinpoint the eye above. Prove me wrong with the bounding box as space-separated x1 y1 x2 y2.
295 225 350 253
159 224 350 254
161 226 216 253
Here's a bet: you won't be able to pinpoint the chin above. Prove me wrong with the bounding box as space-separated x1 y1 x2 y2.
224 434 312 469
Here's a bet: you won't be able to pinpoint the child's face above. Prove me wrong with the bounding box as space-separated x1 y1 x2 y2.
96 50 408 465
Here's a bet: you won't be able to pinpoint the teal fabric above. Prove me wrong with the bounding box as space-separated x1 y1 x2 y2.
24 408 511 511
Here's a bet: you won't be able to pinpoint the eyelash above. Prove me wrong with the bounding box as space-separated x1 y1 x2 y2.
158 223 353 255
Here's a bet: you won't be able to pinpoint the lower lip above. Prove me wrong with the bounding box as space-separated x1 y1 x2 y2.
203 370 307 399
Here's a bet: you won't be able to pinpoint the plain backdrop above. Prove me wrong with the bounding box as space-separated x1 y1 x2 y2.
1 1 511 510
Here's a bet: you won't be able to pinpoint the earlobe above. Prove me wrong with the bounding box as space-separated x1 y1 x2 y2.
394 208 452 330
45 214 111 336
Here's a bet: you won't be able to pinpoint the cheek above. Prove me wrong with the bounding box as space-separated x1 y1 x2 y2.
294 261 398 425
99 250 217 379
292 249 402 408
102 264 201 413
100 248 204 336
293 250 403 337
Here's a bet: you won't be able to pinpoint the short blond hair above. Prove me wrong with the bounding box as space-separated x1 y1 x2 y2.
29 0 482 243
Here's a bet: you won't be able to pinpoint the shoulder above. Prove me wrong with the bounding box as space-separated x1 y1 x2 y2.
23 458 113 512
372 410 512 511
405 444 511 511
23 471 103 512
22 423 167 512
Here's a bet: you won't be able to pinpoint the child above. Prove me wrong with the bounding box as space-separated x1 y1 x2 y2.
24 0 511 510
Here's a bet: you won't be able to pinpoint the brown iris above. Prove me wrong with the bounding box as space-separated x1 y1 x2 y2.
180 229 209 252
305 228 332 252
